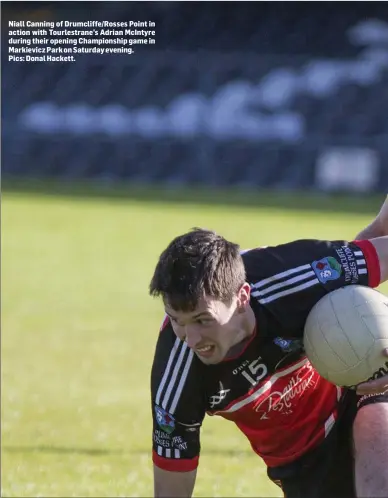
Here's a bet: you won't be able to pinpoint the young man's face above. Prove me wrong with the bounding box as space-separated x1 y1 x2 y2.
164 284 253 365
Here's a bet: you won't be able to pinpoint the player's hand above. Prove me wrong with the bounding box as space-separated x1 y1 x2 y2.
356 348 388 395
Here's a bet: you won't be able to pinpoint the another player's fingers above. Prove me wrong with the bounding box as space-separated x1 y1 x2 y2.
356 377 388 394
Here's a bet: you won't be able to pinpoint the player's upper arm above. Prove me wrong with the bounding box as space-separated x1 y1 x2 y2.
154 465 197 497
151 318 206 474
245 238 381 335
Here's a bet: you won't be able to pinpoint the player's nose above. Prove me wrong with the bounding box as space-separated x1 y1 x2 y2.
184 326 202 349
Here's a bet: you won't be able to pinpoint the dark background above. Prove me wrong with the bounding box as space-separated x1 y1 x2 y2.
2 1 388 191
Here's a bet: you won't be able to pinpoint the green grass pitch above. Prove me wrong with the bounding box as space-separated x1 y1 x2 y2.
2 181 387 497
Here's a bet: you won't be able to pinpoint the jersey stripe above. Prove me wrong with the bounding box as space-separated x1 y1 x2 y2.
155 337 181 405
251 246 370 305
251 270 315 298
251 264 311 289
336 386 342 401
161 343 189 411
324 413 335 437
257 278 320 304
154 323 195 416
169 349 194 414
213 358 309 414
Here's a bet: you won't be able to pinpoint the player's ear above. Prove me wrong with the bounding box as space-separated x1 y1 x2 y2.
237 282 251 312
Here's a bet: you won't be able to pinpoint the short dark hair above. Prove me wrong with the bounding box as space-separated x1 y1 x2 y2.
149 228 246 311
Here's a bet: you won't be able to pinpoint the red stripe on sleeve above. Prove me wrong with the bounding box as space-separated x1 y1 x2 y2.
353 240 381 288
152 451 199 472
159 315 170 333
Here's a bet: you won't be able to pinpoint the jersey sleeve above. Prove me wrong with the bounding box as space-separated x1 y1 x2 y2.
151 318 206 472
245 239 381 337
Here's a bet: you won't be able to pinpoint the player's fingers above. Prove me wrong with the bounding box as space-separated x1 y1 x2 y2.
356 349 388 393
356 377 388 395
357 376 388 389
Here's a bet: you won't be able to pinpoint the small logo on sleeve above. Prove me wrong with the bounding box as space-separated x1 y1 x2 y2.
274 337 303 353
155 406 176 434
312 256 342 284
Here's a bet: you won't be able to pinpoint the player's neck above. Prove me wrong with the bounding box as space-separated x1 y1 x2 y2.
244 304 257 339
223 308 257 361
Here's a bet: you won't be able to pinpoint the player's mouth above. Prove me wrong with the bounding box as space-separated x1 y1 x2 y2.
195 345 215 357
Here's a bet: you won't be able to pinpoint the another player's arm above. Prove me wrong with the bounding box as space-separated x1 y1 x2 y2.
369 236 388 283
154 466 196 497
355 195 388 240
353 195 388 281
355 219 384 240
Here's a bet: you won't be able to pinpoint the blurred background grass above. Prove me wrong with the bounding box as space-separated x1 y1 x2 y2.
2 182 386 497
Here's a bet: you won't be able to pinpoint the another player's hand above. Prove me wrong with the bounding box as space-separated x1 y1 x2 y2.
356 348 388 395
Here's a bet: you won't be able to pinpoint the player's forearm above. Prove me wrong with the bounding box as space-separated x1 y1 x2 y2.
154 466 197 498
356 196 388 240
355 218 384 240
370 236 388 283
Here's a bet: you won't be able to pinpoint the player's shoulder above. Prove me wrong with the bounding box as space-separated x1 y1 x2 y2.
155 314 177 350
153 315 199 371
241 240 322 259
241 239 333 276
241 245 280 280
159 314 171 334
151 316 205 412
241 240 331 293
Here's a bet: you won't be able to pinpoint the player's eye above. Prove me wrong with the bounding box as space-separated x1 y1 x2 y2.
197 318 214 326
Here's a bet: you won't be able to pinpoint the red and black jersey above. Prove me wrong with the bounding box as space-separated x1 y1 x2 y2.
151 239 380 472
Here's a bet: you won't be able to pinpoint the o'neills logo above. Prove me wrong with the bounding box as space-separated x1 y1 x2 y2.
253 364 317 420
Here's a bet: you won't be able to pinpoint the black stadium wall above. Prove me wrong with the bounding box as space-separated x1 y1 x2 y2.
2 2 388 192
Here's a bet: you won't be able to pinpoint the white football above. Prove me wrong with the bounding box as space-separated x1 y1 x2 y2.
304 285 388 387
